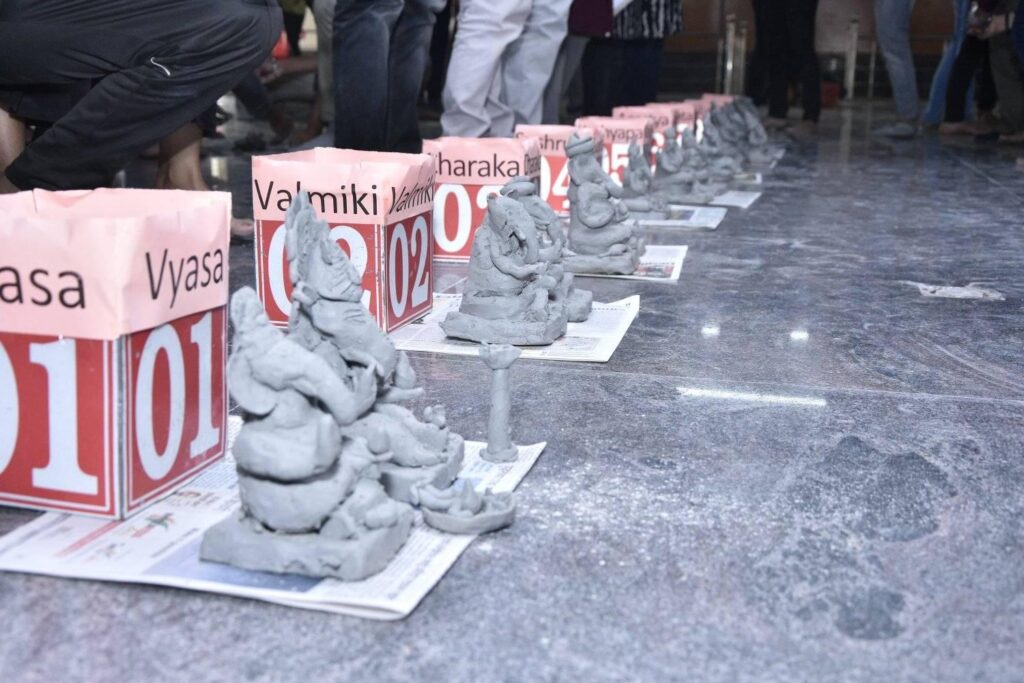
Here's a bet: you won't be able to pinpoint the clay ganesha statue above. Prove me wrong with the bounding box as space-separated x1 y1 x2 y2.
441 193 569 345
620 141 676 219
499 176 593 323
562 133 644 275
201 193 515 581
199 287 415 581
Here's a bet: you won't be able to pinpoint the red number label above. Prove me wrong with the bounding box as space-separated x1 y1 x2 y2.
0 308 225 516
432 183 504 261
126 308 227 512
0 334 113 514
257 220 375 324
539 156 572 213
385 213 433 330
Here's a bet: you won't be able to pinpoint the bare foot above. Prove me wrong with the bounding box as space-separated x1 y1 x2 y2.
998 131 1024 145
231 217 255 241
0 173 20 194
938 121 974 136
155 123 209 191
289 125 323 147
0 106 27 177
788 120 818 141
268 107 295 145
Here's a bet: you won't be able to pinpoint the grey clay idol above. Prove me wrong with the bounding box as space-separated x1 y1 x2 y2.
620 142 675 218
698 114 744 178
734 97 784 164
201 194 516 580
441 193 568 345
499 176 592 323
199 288 414 581
651 131 720 204
562 133 644 275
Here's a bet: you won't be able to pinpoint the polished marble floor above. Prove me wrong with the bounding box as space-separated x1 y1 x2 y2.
2 103 1023 682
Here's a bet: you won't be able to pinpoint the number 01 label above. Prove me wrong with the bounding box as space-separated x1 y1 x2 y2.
0 307 227 517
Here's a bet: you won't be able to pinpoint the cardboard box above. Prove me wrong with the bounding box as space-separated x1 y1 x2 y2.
252 148 436 331
656 101 700 135
423 137 541 261
574 116 654 185
0 189 230 518
513 124 603 214
613 105 677 159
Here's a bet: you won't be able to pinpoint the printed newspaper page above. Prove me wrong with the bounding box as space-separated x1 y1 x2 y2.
710 190 761 210
390 294 640 362
576 245 687 282
635 205 727 230
0 417 546 620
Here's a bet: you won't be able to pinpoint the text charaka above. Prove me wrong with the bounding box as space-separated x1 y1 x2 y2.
436 152 542 178
253 180 435 216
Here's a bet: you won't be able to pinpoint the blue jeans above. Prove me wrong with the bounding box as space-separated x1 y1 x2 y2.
1014 0 1024 65
332 0 441 152
875 0 920 120
922 0 969 124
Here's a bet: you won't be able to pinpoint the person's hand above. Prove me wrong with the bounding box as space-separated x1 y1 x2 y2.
978 13 1003 37
980 13 1008 39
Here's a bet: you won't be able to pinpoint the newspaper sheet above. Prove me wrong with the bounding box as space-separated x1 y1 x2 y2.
635 205 727 230
731 172 763 185
391 294 639 362
0 417 546 620
710 190 761 209
576 244 687 282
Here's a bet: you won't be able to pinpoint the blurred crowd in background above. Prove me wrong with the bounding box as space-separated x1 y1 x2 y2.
1 0 1022 235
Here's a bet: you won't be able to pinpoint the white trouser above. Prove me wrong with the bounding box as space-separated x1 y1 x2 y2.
313 0 337 124
441 0 572 137
542 34 588 124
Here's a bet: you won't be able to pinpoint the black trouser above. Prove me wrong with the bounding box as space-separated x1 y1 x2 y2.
332 0 439 152
581 38 665 116
426 0 452 104
945 35 997 122
761 0 821 122
747 0 769 105
0 0 282 190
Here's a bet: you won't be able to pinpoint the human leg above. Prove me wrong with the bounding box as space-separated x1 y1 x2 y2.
785 0 821 123
615 39 664 107
988 31 1024 134
440 0 530 136
763 2 790 121
387 0 440 151
923 0 970 124
313 0 337 126
0 0 281 190
500 0 573 129
332 0 404 150
874 0 920 121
